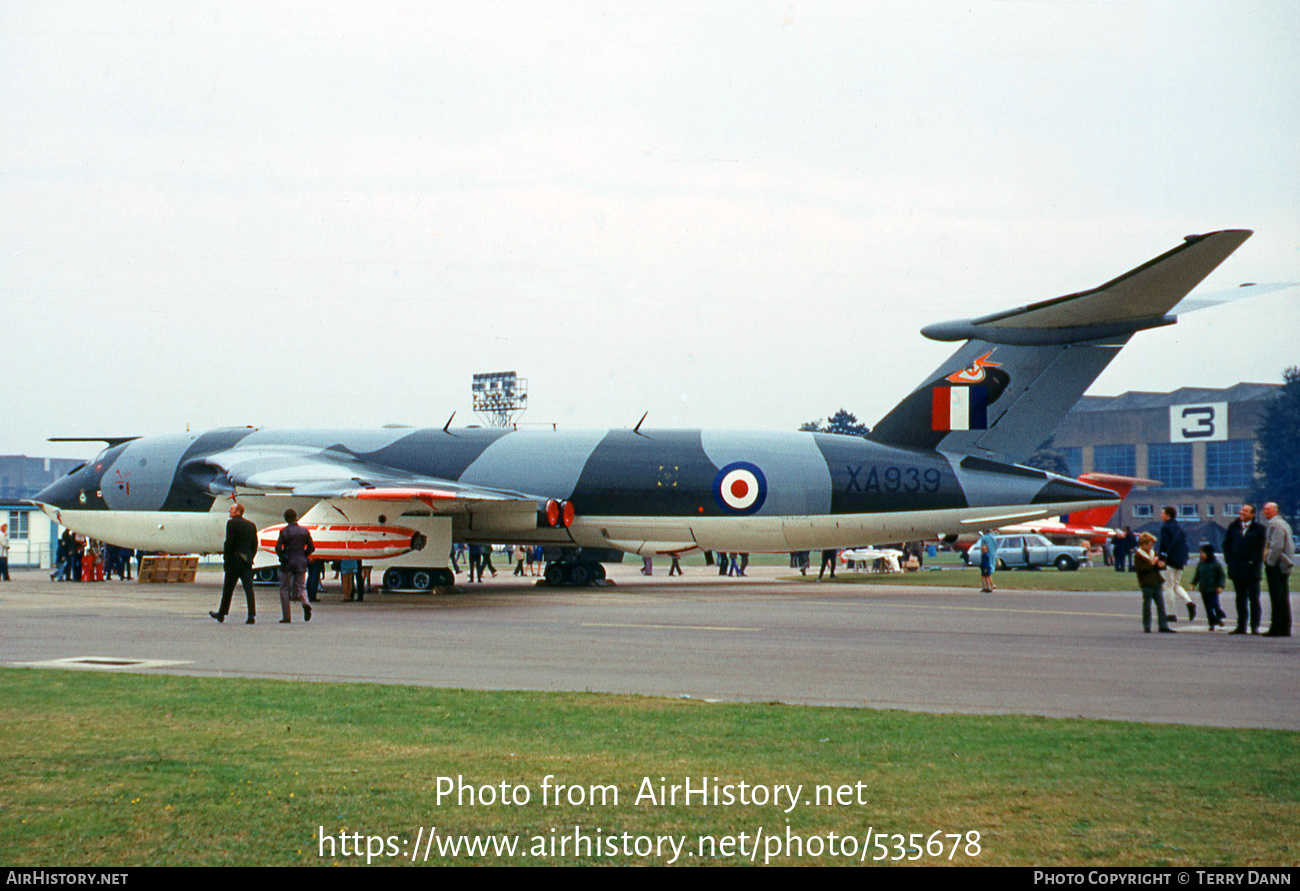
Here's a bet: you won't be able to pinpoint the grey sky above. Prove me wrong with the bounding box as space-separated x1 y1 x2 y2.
4 1 1298 459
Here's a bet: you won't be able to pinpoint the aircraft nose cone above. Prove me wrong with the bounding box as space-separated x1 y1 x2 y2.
34 465 98 510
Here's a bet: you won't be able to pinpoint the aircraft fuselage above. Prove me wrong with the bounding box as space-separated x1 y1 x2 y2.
34 425 1115 557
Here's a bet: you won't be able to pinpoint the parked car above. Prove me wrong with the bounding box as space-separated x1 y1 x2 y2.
962 533 1089 571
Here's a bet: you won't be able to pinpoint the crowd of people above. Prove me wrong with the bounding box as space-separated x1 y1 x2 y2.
1133 502 1292 637
457 542 546 582
970 502 1292 637
27 499 1296 640
48 529 142 582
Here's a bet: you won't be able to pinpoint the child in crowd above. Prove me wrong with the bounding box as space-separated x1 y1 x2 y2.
1190 543 1228 630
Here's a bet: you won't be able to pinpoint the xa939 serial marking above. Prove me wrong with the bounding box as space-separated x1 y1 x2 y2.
843 465 943 494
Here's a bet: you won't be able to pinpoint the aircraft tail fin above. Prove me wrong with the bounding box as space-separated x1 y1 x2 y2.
1066 473 1159 527
868 230 1253 463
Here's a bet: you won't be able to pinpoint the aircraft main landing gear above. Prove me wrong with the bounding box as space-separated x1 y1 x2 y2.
542 561 606 587
381 567 455 591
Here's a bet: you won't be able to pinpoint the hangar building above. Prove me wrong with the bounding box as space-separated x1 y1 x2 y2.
1051 383 1277 544
1 455 82 568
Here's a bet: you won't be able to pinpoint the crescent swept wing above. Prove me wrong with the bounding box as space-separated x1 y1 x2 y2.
183 444 537 509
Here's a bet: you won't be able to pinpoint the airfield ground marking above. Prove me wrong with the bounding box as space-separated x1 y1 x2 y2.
9 656 196 670
581 622 761 632
589 597 1145 624
869 600 1152 620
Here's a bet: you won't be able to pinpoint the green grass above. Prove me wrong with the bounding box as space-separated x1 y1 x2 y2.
1 668 1296 866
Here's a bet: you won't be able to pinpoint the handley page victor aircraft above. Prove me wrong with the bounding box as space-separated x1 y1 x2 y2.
33 230 1277 586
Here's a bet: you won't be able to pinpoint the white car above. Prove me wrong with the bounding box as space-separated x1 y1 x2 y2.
963 534 1089 571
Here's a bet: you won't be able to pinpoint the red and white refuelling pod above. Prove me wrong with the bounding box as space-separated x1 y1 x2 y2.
259 524 426 561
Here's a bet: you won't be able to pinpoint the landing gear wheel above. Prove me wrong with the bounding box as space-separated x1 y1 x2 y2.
411 570 433 591
591 562 606 581
382 568 406 591
568 563 590 586
544 563 565 586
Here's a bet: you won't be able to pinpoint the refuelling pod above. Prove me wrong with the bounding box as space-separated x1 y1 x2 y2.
259 523 427 561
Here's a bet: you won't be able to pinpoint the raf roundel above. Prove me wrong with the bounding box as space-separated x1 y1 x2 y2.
713 462 767 515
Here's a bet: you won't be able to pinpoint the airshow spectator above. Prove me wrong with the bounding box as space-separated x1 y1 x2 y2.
1223 504 1266 635
978 530 999 591
1190 544 1227 631
818 548 837 581
210 502 259 624
1134 532 1174 633
1111 528 1130 572
275 509 315 623
1262 502 1293 637
1157 506 1195 622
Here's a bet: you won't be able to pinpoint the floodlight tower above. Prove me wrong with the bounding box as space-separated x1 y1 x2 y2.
471 371 528 427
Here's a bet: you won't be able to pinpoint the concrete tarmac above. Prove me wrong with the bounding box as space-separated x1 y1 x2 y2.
2 565 1296 730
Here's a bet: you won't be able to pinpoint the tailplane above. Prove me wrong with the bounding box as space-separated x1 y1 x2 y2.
869 230 1253 463
1066 473 1159 527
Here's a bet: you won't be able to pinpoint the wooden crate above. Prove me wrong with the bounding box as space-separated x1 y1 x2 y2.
138 555 199 584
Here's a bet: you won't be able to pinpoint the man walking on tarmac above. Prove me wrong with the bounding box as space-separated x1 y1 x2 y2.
211 502 260 624
275 509 315 624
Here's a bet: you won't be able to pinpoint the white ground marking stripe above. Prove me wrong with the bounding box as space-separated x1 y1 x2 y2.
10 656 195 670
582 622 760 632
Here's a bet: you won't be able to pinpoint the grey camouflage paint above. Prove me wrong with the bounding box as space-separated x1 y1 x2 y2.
36 423 1109 525
34 231 1256 552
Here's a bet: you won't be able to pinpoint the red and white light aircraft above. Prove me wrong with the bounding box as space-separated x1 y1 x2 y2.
952 472 1158 550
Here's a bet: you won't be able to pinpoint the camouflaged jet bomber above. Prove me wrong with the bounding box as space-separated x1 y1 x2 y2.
33 230 1269 586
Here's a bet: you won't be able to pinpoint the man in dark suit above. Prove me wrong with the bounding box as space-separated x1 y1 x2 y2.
275 508 315 623
211 502 260 624
1112 528 1129 572
1222 503 1266 634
